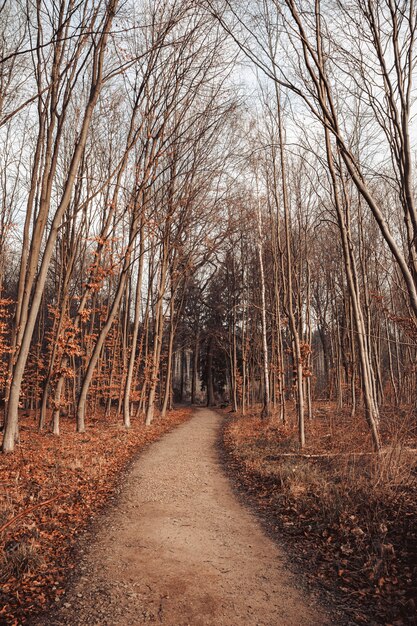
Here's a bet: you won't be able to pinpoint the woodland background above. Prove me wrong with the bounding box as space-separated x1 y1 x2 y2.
0 0 417 623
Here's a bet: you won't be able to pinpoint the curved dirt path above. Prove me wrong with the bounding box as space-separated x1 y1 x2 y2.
48 409 328 625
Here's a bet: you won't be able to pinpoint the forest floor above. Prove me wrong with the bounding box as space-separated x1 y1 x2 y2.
3 405 412 625
0 407 193 625
31 408 328 626
221 402 417 626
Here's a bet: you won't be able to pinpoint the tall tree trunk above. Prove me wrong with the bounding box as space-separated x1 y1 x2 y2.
161 297 175 418
256 197 271 419
276 92 305 446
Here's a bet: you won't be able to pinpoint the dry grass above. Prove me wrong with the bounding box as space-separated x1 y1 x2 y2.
0 540 43 583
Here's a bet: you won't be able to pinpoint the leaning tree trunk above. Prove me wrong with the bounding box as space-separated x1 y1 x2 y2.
76 211 140 432
2 3 118 452
323 124 381 451
123 221 145 428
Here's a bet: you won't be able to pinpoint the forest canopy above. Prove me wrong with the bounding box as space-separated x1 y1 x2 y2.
0 0 416 454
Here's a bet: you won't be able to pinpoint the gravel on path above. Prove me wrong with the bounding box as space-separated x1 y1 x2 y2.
44 408 328 626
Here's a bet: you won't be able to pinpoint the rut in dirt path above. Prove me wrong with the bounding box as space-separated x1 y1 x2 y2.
47 408 328 626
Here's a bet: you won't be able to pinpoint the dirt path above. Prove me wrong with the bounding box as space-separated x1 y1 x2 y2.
47 409 328 625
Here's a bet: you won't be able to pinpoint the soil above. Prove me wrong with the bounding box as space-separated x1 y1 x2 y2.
41 409 328 625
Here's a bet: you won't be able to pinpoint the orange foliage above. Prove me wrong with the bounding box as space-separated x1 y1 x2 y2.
0 407 193 624
0 299 13 393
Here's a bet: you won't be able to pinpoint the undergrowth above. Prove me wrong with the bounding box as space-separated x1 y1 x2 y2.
223 403 417 625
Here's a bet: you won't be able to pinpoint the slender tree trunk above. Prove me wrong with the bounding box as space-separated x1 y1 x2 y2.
256 197 271 419
123 221 145 428
276 93 305 446
145 241 169 425
192 331 200 405
161 297 175 418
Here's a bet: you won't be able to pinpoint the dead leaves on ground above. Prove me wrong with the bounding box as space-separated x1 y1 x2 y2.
222 403 417 625
0 408 192 625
